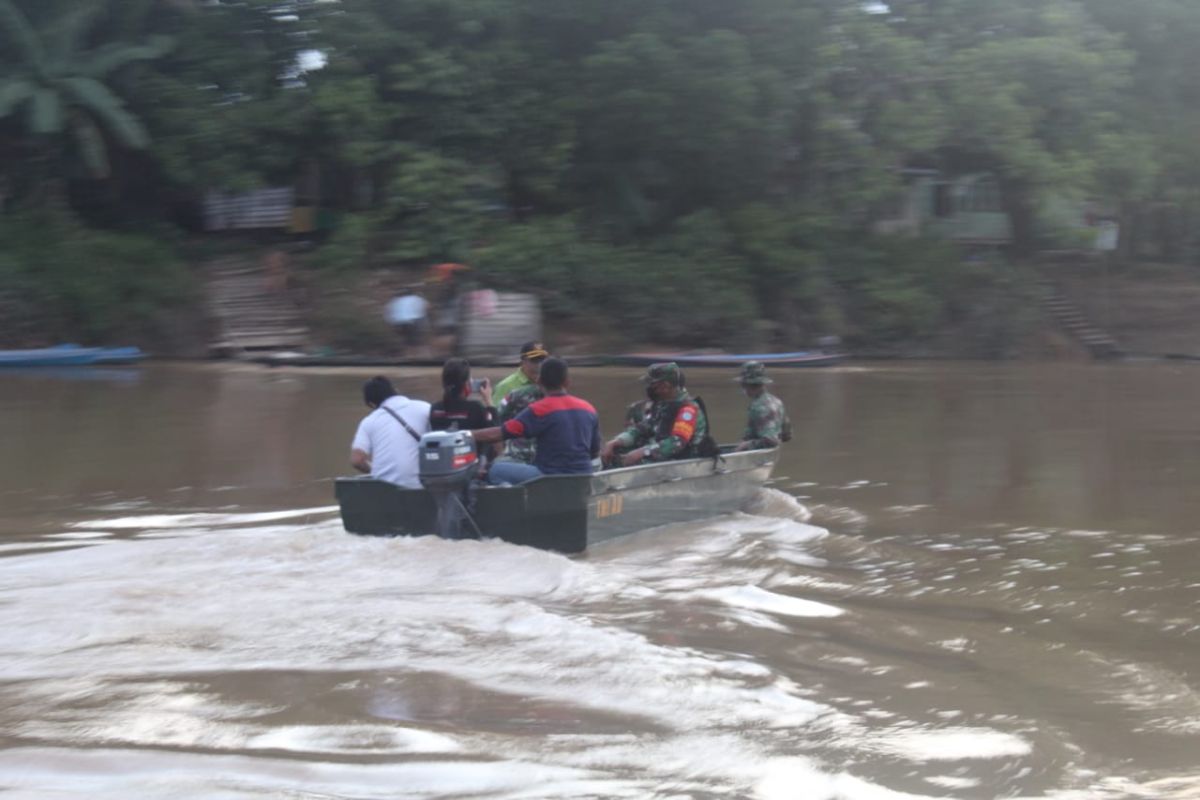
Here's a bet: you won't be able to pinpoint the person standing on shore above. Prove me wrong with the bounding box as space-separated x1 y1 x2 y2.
385 286 429 357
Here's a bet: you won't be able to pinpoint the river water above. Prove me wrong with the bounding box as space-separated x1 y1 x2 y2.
0 362 1197 799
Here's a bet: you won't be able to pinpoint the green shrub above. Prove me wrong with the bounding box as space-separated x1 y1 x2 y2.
473 214 758 346
0 211 197 347
311 212 379 273
309 297 398 353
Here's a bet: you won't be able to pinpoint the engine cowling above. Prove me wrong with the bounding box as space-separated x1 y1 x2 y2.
418 430 479 489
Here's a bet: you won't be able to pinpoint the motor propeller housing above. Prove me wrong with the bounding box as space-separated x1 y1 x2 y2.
418 430 480 539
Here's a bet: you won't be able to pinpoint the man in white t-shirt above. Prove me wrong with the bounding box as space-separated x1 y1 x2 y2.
350 376 432 488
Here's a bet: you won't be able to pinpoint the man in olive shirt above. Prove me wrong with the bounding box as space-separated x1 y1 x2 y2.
493 341 548 401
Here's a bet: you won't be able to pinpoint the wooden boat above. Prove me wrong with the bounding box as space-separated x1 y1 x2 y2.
610 351 843 368
254 353 612 368
0 347 102 367
335 445 778 553
0 344 144 367
91 346 145 365
255 353 449 368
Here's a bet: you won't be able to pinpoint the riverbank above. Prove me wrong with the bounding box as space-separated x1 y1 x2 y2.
6 221 1200 362
1049 261 1200 357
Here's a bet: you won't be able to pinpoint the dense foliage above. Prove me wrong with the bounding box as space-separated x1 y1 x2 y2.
1 0 1197 351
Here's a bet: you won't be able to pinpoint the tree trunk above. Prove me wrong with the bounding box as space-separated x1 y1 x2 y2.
998 176 1038 258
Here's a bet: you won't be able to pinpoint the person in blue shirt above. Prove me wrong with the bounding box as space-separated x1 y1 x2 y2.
474 357 600 485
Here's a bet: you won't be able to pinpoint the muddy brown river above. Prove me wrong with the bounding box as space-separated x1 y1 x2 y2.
0 362 1197 799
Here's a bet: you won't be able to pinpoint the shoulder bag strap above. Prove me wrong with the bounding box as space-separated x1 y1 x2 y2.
381 405 423 443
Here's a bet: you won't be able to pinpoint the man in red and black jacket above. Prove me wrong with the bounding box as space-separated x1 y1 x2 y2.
474 357 601 485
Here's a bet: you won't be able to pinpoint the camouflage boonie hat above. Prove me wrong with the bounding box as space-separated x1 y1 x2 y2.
735 361 773 385
639 362 682 385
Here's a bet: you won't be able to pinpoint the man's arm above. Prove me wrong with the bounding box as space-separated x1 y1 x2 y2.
622 403 698 465
350 420 373 472
590 417 602 459
738 401 781 451
473 426 502 443
475 405 536 444
601 423 643 460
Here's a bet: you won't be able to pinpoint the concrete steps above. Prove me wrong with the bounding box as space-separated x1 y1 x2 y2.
1036 277 1123 360
206 255 309 354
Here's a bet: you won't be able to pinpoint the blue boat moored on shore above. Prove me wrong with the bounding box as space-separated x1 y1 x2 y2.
0 344 145 368
611 350 843 368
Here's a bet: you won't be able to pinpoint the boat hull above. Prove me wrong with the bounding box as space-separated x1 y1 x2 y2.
0 348 103 367
0 345 144 367
335 447 777 553
611 351 842 368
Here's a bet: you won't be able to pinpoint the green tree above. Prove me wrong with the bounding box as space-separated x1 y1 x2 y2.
885 0 1136 253
0 0 170 182
1084 0 1200 261
131 0 316 194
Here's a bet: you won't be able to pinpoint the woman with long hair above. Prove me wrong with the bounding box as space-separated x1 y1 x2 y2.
429 357 497 458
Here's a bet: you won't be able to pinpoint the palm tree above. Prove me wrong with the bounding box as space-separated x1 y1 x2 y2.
0 0 171 178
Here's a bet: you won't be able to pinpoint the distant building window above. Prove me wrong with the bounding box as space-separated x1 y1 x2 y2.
934 183 954 218
962 178 1002 213
880 191 906 220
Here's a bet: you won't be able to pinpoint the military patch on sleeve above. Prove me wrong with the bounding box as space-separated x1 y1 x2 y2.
671 404 698 440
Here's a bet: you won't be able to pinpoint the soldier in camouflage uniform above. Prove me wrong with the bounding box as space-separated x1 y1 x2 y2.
496 382 544 464
621 365 686 431
601 362 709 467
623 398 651 429
734 361 791 451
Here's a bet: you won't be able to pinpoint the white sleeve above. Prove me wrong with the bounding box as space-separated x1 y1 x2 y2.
351 418 372 453
416 402 432 433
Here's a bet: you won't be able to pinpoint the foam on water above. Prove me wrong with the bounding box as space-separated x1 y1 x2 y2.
755 757 938 800
70 506 340 530
745 487 813 522
1 499 1192 798
697 584 845 618
0 517 837 751
869 727 1033 761
0 747 635 800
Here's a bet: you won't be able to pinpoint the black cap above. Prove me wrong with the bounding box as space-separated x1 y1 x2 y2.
519 341 548 361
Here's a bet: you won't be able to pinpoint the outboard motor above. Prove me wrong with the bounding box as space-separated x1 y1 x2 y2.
418 430 482 540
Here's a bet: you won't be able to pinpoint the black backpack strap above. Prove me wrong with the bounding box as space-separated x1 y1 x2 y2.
382 404 422 443
690 395 724 468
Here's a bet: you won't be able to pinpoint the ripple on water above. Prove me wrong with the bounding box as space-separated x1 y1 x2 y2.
0 505 1191 798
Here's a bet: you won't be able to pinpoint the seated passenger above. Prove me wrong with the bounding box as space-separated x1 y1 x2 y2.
474 357 601 485
733 361 791 451
350 375 432 488
600 362 709 467
496 381 544 465
493 340 548 402
430 357 498 461
622 367 682 429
